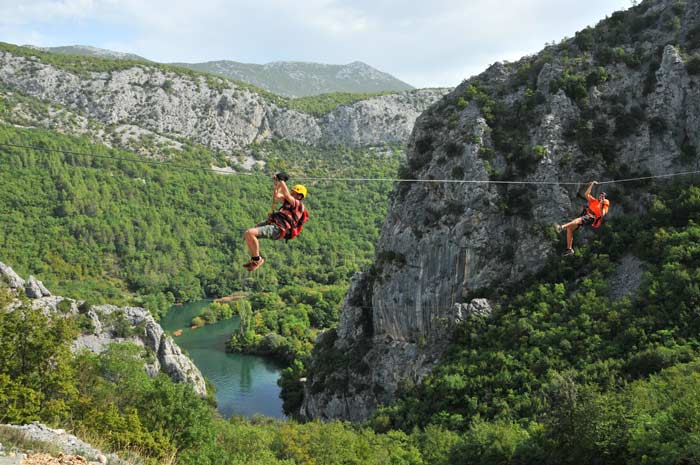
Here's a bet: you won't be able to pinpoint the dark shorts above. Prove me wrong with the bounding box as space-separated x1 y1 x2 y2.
255 222 283 240
579 214 596 226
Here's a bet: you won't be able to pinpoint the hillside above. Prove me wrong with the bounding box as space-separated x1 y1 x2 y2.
3 0 700 464
0 42 446 155
302 0 700 431
170 60 414 97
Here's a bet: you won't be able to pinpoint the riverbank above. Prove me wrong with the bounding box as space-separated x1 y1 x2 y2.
160 300 285 418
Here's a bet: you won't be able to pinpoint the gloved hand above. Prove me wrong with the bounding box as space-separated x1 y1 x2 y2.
274 172 289 182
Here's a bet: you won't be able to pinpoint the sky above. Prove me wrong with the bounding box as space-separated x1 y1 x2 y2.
1 0 634 88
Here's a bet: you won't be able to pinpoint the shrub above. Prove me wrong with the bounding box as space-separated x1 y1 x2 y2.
451 419 531 465
686 23 700 50
649 116 667 135
624 346 691 379
586 67 608 88
444 141 463 158
687 54 700 75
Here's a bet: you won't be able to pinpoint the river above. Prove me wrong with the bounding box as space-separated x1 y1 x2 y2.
159 300 285 419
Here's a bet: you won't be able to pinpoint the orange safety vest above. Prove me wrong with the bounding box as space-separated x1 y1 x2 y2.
586 196 609 228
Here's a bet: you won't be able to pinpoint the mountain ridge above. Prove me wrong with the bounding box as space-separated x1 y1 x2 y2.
25 43 415 97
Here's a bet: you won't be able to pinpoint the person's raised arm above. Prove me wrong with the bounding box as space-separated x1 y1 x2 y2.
275 180 296 205
585 180 598 200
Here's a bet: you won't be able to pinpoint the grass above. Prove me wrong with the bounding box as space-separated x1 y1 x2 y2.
0 425 62 457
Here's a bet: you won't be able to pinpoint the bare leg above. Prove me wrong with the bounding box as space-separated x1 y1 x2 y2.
562 218 583 250
243 228 260 257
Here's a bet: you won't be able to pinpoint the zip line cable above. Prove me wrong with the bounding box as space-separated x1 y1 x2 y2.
2 141 700 186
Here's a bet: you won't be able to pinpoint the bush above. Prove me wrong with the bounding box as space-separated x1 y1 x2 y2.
624 346 691 379
686 23 700 50
649 116 667 135
451 419 531 465
687 54 700 75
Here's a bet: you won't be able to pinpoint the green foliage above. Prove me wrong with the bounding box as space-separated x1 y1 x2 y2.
550 71 588 105
0 126 398 320
613 105 646 138
585 66 608 88
686 23 700 50
287 91 398 116
451 418 532 465
0 304 77 424
378 184 700 465
687 54 700 75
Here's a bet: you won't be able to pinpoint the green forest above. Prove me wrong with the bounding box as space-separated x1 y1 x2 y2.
4 179 700 465
0 125 398 315
3 1 700 463
0 123 399 421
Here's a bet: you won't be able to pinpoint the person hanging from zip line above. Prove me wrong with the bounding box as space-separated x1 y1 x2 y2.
555 180 610 256
242 172 308 271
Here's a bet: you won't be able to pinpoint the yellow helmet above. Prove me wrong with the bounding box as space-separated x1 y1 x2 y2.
291 184 307 198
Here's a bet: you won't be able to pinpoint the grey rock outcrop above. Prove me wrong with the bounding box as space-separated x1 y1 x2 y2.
0 261 206 397
609 255 645 300
25 276 50 298
0 422 116 464
303 0 700 421
0 50 448 152
0 262 25 289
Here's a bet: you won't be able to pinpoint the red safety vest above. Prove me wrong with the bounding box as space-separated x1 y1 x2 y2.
270 200 306 240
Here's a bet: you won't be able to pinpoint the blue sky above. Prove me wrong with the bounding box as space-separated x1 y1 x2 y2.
1 0 633 88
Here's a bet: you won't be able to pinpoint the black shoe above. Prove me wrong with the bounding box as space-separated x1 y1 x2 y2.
562 248 575 256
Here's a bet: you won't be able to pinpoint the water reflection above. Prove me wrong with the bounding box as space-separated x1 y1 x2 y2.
160 300 285 418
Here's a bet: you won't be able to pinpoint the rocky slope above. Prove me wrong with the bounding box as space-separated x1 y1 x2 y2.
172 60 414 97
0 422 113 465
0 261 206 397
0 45 447 156
301 0 700 420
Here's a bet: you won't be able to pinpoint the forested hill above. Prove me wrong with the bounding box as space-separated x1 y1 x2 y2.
302 0 700 443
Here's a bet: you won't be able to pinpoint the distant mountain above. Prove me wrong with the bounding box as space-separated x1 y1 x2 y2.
29 44 414 97
29 44 150 62
169 60 415 97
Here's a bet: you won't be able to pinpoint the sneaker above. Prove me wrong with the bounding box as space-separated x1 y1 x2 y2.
247 257 265 271
555 224 563 233
562 248 575 257
242 259 255 269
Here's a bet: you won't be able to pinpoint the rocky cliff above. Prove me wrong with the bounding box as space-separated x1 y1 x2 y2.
0 261 206 397
301 0 700 420
0 46 447 157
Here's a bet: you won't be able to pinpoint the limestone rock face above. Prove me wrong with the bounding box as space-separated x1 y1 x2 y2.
302 0 700 421
0 261 206 397
0 262 25 288
0 51 448 152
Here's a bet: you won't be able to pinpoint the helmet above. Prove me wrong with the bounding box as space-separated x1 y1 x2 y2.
291 184 307 198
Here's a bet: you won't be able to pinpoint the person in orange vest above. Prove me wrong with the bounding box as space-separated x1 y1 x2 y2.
242 173 307 271
555 180 610 256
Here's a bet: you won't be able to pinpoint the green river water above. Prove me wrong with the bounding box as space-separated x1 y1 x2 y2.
160 300 285 419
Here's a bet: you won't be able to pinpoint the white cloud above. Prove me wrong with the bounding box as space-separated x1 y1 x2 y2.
0 0 634 87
